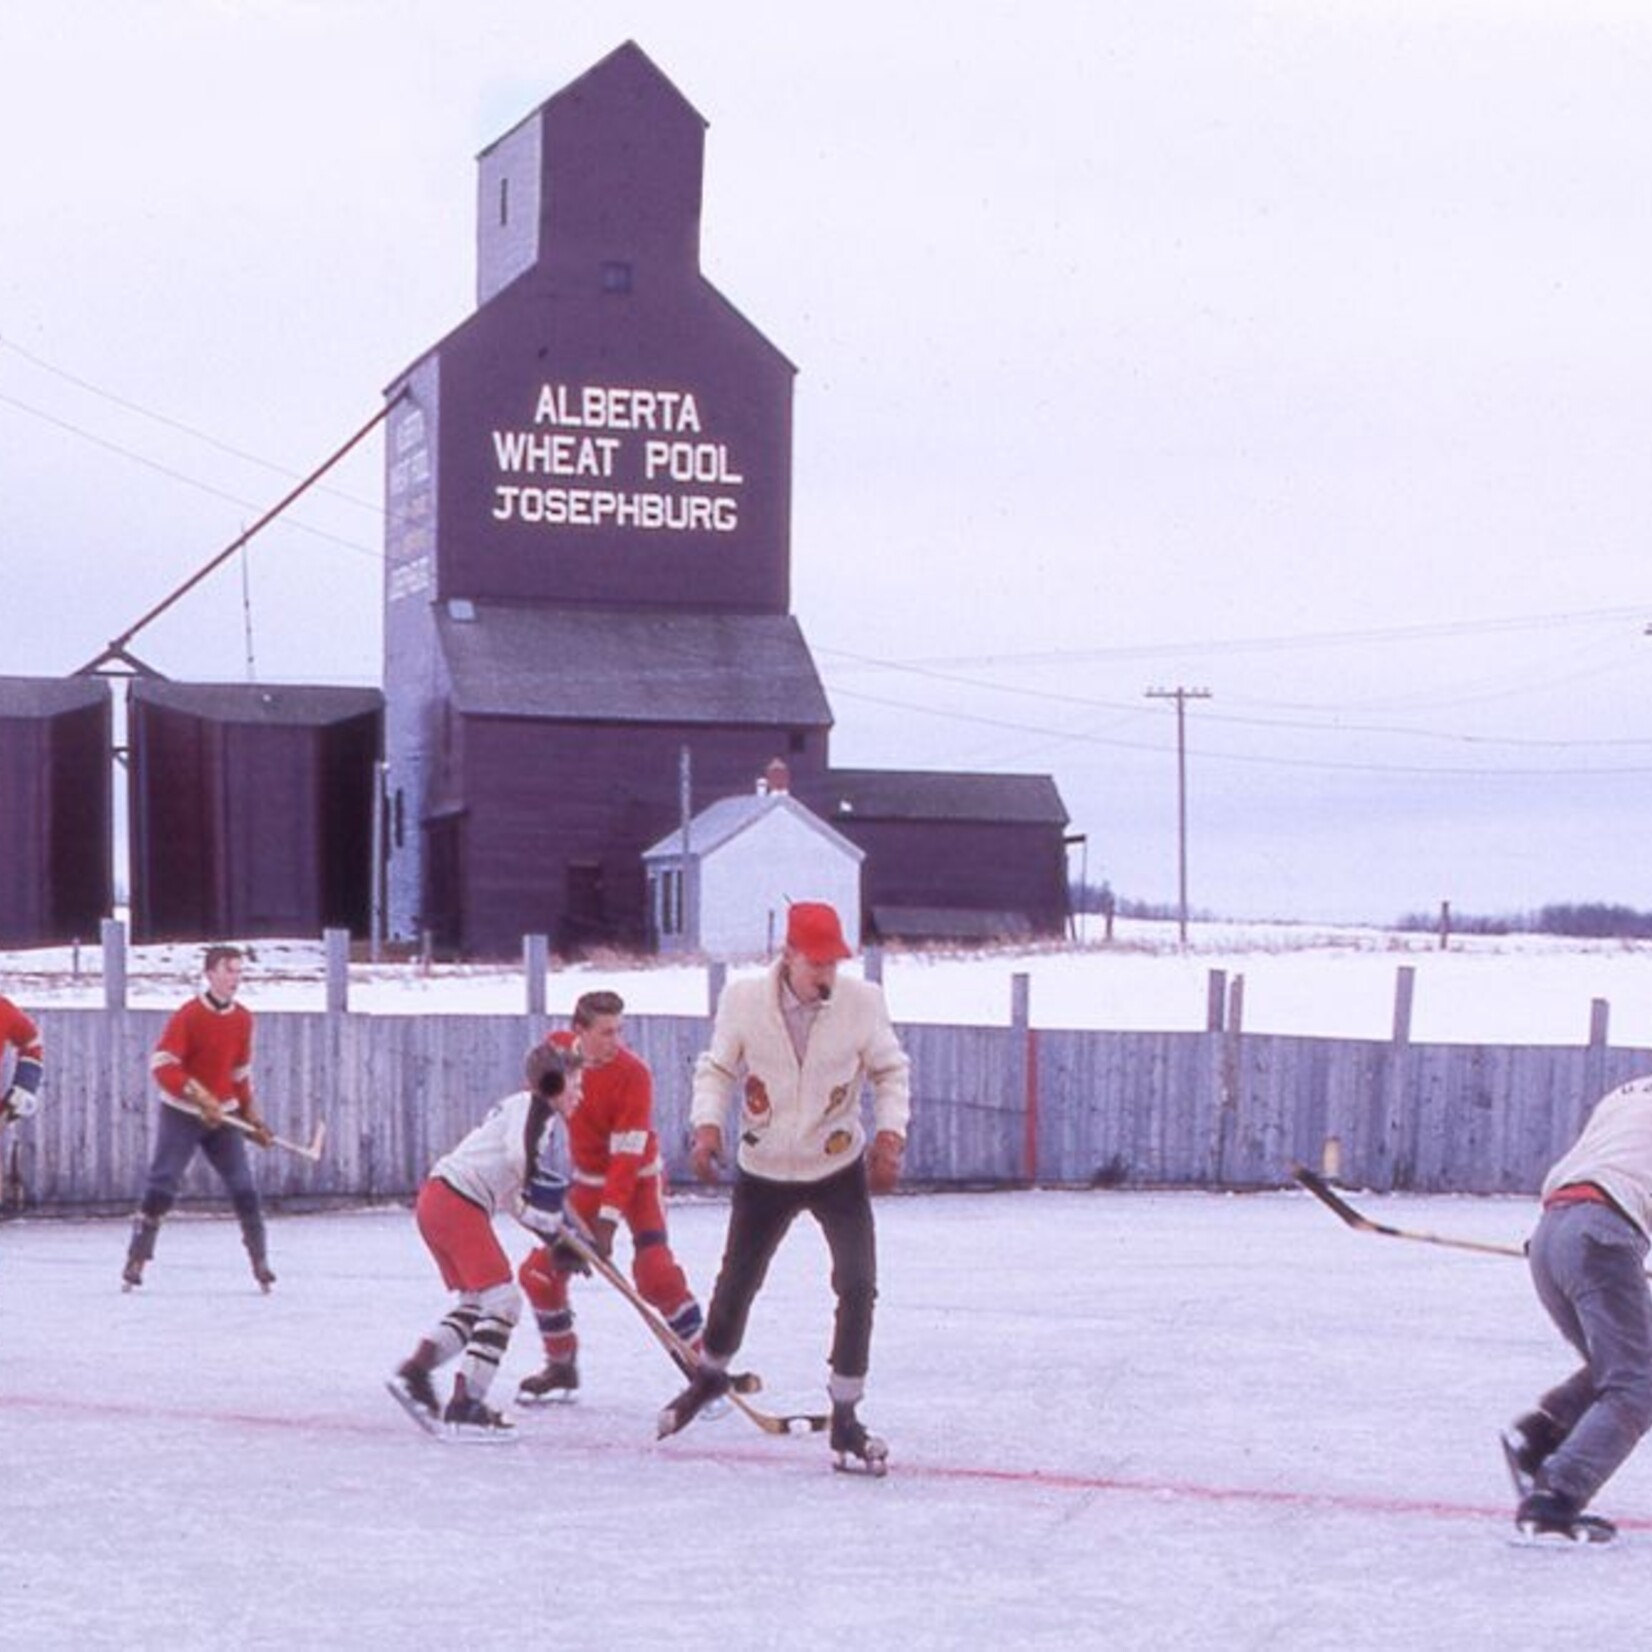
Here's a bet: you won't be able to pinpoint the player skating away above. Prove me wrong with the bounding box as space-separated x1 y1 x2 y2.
0 994 45 1127
389 1043 582 1441
516 991 706 1405
123 946 276 1292
1504 1074 1652 1542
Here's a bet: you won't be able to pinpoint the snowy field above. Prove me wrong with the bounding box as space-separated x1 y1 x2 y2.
3 1187 1648 1650
8 916 1652 1046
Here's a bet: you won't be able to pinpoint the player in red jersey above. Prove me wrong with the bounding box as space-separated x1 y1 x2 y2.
122 945 275 1292
0 995 45 1126
516 990 704 1402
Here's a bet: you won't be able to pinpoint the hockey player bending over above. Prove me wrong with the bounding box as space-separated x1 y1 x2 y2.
1504 1074 1652 1543
389 1043 583 1440
516 990 705 1405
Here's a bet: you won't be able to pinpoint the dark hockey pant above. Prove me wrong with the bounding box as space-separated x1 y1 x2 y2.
703 1156 877 1380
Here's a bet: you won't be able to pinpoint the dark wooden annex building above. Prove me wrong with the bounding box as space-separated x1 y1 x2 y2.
799 770 1072 944
0 675 112 945
128 680 382 943
382 42 1068 958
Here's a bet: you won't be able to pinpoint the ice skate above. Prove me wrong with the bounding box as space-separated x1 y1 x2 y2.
385 1358 441 1433
251 1258 277 1294
1501 1410 1565 1497
1515 1488 1615 1544
443 1378 518 1443
120 1256 145 1292
657 1363 731 1438
830 1401 889 1477
517 1358 579 1405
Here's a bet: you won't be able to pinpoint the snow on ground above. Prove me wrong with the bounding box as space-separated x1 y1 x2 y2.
3 1189 1646 1649
7 917 1652 1046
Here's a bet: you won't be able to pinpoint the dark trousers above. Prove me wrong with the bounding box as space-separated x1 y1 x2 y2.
135 1105 266 1260
703 1157 877 1380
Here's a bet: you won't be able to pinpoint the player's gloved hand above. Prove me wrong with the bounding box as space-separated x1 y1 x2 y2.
545 1220 592 1277
690 1125 723 1184
868 1130 905 1194
519 1167 570 1236
241 1111 275 1148
1 1085 38 1123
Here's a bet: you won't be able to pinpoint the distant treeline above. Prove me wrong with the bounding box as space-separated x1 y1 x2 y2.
1069 880 1652 940
1396 903 1652 940
1068 881 1214 925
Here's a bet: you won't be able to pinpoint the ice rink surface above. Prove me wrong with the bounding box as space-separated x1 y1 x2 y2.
3 1187 1648 1650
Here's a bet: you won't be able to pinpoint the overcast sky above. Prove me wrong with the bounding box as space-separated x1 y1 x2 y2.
3 2 1651 926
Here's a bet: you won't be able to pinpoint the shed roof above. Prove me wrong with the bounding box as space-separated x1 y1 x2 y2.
437 601 832 728
129 680 384 727
643 789 862 862
814 768 1069 827
0 675 111 718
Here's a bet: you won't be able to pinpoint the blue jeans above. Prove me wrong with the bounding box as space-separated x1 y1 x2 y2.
1528 1201 1652 1506
137 1104 266 1263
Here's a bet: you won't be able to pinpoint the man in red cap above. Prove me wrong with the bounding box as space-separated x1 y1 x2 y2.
663 900 910 1473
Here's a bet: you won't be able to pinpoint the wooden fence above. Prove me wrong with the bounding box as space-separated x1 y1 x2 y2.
4 991 1646 1214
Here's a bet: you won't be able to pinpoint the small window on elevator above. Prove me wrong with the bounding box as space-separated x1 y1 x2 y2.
498 176 509 227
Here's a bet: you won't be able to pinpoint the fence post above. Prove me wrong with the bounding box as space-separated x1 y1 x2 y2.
101 916 127 1011
1206 969 1227 1033
524 934 548 1018
1587 997 1610 1106
707 961 727 1018
1381 965 1416 1190
324 928 351 1016
864 944 884 985
1012 973 1035 1183
1212 973 1245 1184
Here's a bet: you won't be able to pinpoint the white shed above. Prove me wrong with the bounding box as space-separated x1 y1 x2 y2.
643 764 863 959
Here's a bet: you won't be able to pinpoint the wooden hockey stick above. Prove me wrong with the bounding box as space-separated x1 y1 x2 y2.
1293 1163 1652 1281
544 1220 828 1436
1290 1163 1529 1259
204 1108 328 1163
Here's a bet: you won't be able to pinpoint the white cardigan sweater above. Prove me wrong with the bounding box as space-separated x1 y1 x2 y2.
691 963 911 1184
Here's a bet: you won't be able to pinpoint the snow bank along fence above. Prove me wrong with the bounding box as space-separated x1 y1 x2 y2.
4 938 1648 1213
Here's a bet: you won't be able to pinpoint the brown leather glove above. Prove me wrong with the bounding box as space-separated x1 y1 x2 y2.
690 1124 724 1184
868 1130 906 1194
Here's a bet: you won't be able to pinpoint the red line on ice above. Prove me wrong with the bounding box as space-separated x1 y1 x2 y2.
11 1391 1648 1530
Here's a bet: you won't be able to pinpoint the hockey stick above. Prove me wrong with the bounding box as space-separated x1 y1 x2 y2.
1290 1163 1529 1259
200 1108 328 1163
548 1222 828 1436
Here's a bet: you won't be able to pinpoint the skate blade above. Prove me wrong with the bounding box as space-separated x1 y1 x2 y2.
833 1451 890 1477
515 1390 577 1407
384 1379 441 1436
1512 1518 1616 1547
442 1422 520 1444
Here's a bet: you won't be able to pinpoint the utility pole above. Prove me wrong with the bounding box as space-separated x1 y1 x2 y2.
1145 686 1212 946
